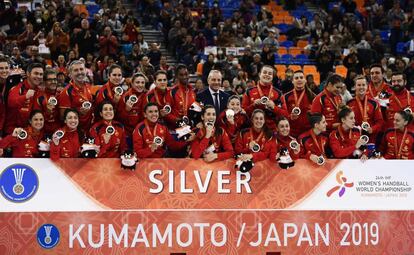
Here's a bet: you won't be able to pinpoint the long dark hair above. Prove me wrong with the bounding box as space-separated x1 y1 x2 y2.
307 112 324 128
201 105 222 136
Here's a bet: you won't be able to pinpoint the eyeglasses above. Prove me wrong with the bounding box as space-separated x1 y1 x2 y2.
46 78 58 82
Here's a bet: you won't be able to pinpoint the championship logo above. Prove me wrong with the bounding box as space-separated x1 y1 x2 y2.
0 164 39 203
37 224 60 249
326 170 354 197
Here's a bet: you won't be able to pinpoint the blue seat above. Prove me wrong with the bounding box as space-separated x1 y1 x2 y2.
282 54 294 59
276 23 290 34
396 42 406 54
280 41 294 48
380 30 390 42
296 54 308 60
121 44 133 55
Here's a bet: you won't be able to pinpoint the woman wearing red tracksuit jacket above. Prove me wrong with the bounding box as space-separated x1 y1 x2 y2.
142 71 171 124
235 109 276 163
275 117 301 160
0 110 45 157
50 109 81 159
133 103 191 158
299 112 330 165
329 106 369 159
282 70 315 137
191 105 234 162
117 73 147 135
95 64 124 107
89 101 127 157
218 95 249 144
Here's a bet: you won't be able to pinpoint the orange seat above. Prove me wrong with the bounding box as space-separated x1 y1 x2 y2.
277 47 288 55
196 62 203 76
297 40 308 48
274 11 289 17
278 35 287 42
335 65 348 78
307 71 320 85
275 65 287 80
270 5 284 11
288 65 302 72
289 47 302 57
303 65 317 74
283 16 294 24
272 16 285 24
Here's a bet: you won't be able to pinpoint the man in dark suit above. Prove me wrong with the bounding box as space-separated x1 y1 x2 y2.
196 70 230 114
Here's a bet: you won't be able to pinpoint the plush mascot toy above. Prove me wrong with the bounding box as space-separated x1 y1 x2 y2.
80 137 99 158
120 150 138 170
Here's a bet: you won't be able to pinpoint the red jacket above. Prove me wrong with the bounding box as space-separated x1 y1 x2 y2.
191 127 234 160
367 81 392 99
89 120 127 157
164 83 196 128
99 35 118 56
385 89 414 129
242 82 287 130
0 127 44 157
347 95 384 140
311 89 342 132
275 134 301 160
235 128 276 162
133 120 187 158
282 88 312 137
0 81 6 135
380 128 414 159
95 81 120 107
33 90 61 134
299 129 329 159
50 127 80 159
329 126 364 158
58 82 94 132
218 110 249 144
5 80 38 134
117 89 145 135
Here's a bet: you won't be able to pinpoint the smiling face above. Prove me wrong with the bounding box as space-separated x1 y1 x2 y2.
108 67 122 86
30 112 44 131
252 111 265 130
227 98 241 114
177 68 189 85
145 105 159 123
277 119 290 136
208 71 222 92
259 66 273 84
315 116 327 133
354 77 367 97
70 63 86 84
0 61 10 80
131 76 146 93
202 107 216 125
45 73 57 91
391 74 406 93
100 103 114 121
27 67 44 88
65 111 79 130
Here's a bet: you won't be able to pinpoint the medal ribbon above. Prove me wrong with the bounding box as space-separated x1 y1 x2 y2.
293 89 305 108
394 127 407 159
310 129 325 155
391 90 411 109
257 82 274 101
323 90 339 110
356 95 368 122
144 119 159 141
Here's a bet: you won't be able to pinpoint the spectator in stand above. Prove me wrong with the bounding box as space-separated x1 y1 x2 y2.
75 19 98 59
247 53 263 81
46 22 70 60
135 56 155 84
262 29 279 50
99 26 119 58
245 29 262 52
147 43 162 68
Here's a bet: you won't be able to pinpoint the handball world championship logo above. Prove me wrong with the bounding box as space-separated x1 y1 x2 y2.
326 170 354 198
37 224 60 249
0 164 39 202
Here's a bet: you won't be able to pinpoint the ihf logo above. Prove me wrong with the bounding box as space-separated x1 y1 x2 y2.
37 224 60 249
0 164 39 202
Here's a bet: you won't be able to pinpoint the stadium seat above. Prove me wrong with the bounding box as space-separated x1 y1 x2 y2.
289 47 302 57
380 30 390 42
276 24 290 34
335 65 348 78
277 47 288 55
297 40 308 48
275 65 287 79
288 65 302 72
303 65 317 74
280 40 294 48
396 42 406 54
278 34 287 42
